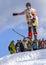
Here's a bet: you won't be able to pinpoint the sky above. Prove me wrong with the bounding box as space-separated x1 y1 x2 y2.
0 0 46 57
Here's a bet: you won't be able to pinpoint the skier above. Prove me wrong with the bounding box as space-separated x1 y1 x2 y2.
13 2 38 40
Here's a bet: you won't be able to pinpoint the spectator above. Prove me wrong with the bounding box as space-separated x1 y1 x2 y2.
27 40 32 51
22 37 31 51
8 40 16 54
44 40 46 48
16 43 21 53
41 38 45 49
32 40 38 50
15 41 21 53
38 39 42 49
19 41 25 52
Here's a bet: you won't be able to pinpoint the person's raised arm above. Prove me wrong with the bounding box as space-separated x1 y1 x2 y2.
12 11 25 16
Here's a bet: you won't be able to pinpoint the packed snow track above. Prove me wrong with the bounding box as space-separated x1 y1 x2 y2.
0 49 46 65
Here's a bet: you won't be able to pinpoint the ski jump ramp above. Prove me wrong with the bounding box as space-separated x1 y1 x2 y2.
0 49 46 65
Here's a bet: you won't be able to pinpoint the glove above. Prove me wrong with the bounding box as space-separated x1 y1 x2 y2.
13 13 18 16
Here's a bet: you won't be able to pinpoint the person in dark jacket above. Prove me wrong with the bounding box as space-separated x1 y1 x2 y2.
15 42 21 53
20 42 25 52
15 40 24 53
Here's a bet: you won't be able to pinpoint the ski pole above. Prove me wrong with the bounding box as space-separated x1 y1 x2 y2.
12 28 25 38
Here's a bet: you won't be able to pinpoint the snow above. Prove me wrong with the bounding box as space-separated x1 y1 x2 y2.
0 49 46 65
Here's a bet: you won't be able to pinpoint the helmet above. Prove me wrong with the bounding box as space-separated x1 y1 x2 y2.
26 2 31 7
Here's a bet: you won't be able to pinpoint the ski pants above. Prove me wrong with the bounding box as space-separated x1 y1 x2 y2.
28 26 37 40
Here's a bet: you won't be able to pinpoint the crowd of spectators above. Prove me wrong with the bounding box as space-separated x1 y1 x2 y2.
8 38 46 54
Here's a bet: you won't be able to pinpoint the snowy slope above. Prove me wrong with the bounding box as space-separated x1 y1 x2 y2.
0 49 46 65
